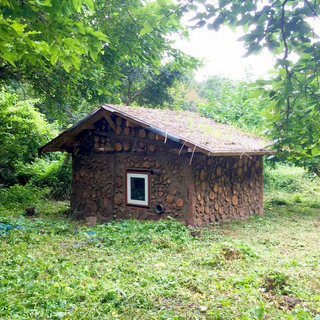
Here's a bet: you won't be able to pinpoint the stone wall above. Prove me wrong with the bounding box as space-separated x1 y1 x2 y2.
192 155 264 226
70 115 190 223
71 153 114 221
71 152 189 222
112 153 188 222
70 114 264 226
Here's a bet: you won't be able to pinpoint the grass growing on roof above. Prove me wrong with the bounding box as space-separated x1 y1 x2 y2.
107 105 269 153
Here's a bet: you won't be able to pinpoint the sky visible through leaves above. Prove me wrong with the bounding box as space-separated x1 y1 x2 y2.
173 9 320 81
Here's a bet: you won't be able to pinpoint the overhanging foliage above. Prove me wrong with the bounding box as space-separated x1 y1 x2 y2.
192 0 320 175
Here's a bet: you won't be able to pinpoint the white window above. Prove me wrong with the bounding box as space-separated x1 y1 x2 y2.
126 172 150 207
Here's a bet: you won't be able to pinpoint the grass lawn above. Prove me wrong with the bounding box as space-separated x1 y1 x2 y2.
1 202 320 319
0 166 320 319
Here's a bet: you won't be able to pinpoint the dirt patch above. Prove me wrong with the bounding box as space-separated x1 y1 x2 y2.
221 247 240 260
265 293 302 311
280 296 302 310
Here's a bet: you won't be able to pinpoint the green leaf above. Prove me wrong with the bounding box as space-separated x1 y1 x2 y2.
72 0 82 12
89 49 98 61
1 53 16 66
140 24 153 36
157 0 167 7
93 30 108 42
311 148 319 156
83 0 94 12
11 21 28 33
62 61 70 72
77 22 86 34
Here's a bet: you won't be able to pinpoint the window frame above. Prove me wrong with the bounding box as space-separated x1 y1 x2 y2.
125 170 151 208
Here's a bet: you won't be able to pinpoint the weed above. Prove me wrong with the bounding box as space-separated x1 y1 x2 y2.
263 271 289 294
0 165 319 318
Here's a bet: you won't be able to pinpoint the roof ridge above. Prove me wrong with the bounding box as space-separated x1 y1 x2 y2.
41 104 275 156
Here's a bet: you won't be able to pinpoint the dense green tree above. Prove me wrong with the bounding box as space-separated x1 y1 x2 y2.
0 0 106 115
120 62 196 107
1 0 198 119
195 75 228 101
192 0 320 176
197 78 270 133
78 0 200 109
0 91 57 185
0 0 104 72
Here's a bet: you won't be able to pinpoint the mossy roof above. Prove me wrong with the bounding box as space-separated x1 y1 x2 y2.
41 104 274 156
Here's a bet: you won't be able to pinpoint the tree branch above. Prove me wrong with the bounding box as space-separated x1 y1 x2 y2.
312 14 320 89
126 0 192 38
314 166 320 178
280 0 291 124
158 0 192 23
281 0 289 65
130 86 147 102
304 0 320 20
126 80 133 105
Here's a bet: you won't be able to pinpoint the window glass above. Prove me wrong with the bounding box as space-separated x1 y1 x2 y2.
130 177 146 201
126 172 149 207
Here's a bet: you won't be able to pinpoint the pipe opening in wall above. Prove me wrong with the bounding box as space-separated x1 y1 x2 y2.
150 169 161 175
155 204 164 214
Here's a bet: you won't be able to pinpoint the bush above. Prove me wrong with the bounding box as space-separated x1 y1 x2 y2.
0 184 48 211
264 164 320 206
0 91 57 185
197 79 270 133
264 165 302 192
29 156 72 200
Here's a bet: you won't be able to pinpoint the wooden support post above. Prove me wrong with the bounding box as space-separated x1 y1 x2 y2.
186 157 196 226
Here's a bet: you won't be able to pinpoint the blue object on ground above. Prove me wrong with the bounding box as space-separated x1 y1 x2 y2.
0 223 21 235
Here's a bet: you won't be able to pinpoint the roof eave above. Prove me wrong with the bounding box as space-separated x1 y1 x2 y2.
40 105 276 156
40 107 115 153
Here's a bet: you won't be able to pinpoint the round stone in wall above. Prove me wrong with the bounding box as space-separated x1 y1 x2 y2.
232 195 238 206
114 193 123 205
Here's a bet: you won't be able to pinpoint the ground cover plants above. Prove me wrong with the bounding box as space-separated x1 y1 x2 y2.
0 165 320 319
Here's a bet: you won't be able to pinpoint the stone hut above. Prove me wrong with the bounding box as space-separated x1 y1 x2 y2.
41 105 274 226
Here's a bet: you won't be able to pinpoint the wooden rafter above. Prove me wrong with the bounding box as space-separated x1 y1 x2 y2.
104 115 116 130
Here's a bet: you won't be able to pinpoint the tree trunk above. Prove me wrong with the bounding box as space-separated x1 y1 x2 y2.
314 167 320 178
63 153 71 166
126 80 132 105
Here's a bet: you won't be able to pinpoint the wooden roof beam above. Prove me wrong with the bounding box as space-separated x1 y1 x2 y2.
125 120 138 127
101 110 116 130
69 123 95 137
71 109 116 132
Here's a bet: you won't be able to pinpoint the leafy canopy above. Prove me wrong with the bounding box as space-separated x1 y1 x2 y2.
0 0 199 118
197 78 270 133
0 0 106 72
119 62 194 107
192 0 320 176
